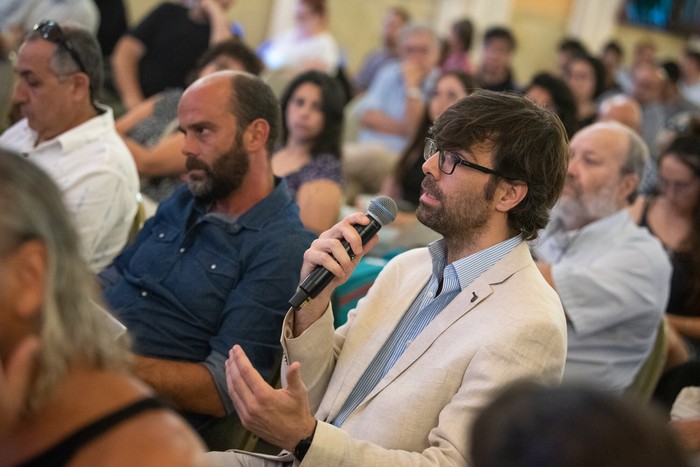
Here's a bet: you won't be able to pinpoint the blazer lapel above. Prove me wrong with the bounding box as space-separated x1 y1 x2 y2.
354 242 534 408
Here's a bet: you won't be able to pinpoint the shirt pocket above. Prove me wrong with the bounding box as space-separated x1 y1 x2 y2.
195 248 239 295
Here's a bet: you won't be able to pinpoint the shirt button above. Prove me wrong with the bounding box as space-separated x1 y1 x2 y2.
427 292 434 298
179 248 186 253
210 264 217 270
158 233 165 239
140 291 148 297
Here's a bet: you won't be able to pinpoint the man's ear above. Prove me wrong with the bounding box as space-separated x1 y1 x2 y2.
495 180 528 213
243 119 271 152
70 72 92 104
10 240 47 320
619 172 639 205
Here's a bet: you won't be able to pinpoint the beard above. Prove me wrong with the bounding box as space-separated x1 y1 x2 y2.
416 176 492 243
557 178 619 230
185 133 249 201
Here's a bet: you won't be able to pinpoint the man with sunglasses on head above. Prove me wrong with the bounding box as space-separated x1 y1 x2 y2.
0 20 139 273
207 90 569 466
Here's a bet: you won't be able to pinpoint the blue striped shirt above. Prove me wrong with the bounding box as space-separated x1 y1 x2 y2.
331 235 523 427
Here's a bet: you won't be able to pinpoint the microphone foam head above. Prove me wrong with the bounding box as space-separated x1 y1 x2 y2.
368 196 398 226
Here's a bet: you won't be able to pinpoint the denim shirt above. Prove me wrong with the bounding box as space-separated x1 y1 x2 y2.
99 179 315 429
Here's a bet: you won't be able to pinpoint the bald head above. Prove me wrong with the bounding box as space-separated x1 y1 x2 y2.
597 94 642 134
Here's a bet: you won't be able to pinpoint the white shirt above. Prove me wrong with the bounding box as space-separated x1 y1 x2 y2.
0 106 139 272
680 80 700 108
261 30 341 73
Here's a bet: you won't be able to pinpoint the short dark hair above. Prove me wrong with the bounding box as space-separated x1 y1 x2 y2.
430 90 569 240
280 70 345 160
471 382 688 467
228 73 280 155
27 23 103 105
558 37 587 55
196 38 264 76
603 40 623 58
685 47 700 68
452 18 474 51
483 26 516 51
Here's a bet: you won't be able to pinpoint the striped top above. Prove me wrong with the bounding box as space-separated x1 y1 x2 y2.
331 235 523 427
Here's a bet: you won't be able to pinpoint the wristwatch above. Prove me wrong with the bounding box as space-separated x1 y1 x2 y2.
406 86 423 100
293 421 318 462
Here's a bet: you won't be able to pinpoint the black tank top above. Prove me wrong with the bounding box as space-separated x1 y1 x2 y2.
15 397 168 467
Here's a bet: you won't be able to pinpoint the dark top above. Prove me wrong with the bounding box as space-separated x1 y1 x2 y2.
99 179 315 431
129 3 211 98
639 196 696 317
283 153 343 201
399 147 426 211
16 397 168 467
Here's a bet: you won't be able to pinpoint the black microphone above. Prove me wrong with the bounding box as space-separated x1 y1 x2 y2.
289 196 398 310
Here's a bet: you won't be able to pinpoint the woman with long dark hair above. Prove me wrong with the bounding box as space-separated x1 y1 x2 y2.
274 70 345 233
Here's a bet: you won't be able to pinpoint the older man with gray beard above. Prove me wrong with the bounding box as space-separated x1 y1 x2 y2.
531 121 672 394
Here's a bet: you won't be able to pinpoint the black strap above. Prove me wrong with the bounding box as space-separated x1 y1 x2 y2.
16 397 168 467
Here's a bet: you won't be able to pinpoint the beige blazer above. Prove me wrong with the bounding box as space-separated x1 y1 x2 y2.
207 242 566 466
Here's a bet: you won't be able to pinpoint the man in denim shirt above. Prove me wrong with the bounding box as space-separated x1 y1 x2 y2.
99 71 315 432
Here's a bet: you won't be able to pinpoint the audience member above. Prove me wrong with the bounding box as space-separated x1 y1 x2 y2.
94 0 128 59
111 0 235 110
116 38 263 204
98 71 315 433
630 134 700 366
471 381 688 467
523 71 578 138
556 37 588 77
0 149 207 466
354 23 441 154
599 39 624 93
597 93 643 133
259 0 340 75
564 52 606 129
476 26 518 91
352 6 410 95
0 0 99 56
618 37 657 94
663 60 700 119
206 90 570 466
274 70 345 234
680 48 700 107
441 18 474 74
531 121 671 393
0 21 139 273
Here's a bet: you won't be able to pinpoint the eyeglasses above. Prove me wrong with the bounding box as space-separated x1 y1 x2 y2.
658 177 698 195
33 20 88 76
423 137 503 177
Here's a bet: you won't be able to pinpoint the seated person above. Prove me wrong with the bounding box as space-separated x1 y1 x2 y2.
116 38 263 203
471 381 688 467
259 0 340 76
531 122 671 393
354 23 441 154
475 26 518 92
0 149 206 466
111 0 235 110
207 91 570 466
630 134 700 366
441 18 474 74
98 71 315 433
0 21 139 272
273 70 345 234
352 6 410 96
564 52 606 130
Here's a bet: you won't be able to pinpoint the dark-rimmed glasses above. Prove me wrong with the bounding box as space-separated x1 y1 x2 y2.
423 137 503 177
33 20 88 76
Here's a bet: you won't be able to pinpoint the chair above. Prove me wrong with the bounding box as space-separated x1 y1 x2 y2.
624 318 668 402
127 193 146 244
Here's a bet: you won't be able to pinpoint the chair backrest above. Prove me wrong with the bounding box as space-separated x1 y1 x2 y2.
624 318 668 402
127 193 146 244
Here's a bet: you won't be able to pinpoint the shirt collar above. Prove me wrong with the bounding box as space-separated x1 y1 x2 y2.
427 235 523 292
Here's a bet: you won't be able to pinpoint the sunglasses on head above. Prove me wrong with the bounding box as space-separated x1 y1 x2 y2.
33 20 88 76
